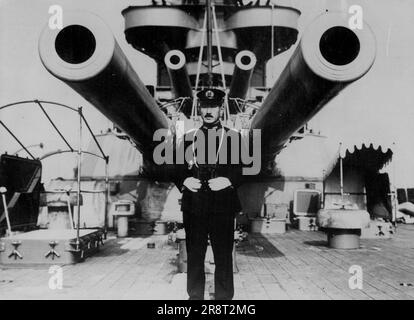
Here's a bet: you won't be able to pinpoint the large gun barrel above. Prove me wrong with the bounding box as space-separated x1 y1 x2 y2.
164 50 193 100
229 50 257 100
38 11 169 157
164 50 193 116
251 12 376 162
228 50 257 113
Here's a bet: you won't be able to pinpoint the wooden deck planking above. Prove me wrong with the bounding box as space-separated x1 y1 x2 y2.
271 235 353 300
267 235 343 299
286 233 372 300
242 237 313 299
293 229 404 299
1 224 414 300
296 229 414 300
253 235 332 300
328 248 414 299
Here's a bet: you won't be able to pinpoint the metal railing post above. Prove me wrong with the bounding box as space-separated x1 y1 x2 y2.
76 107 83 250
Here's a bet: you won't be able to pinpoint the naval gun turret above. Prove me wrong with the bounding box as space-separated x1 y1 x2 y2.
38 1 376 175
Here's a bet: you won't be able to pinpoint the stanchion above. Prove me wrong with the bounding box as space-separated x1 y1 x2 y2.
0 187 12 236
76 107 83 251
104 156 110 237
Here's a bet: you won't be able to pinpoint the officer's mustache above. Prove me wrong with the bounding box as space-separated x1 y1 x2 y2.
204 114 213 118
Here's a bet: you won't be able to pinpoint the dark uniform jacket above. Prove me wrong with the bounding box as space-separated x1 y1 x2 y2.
174 123 245 215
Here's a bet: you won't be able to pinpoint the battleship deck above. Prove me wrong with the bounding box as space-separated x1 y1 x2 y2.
0 225 413 300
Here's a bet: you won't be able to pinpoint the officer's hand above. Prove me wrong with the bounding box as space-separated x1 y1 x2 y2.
208 177 232 191
183 177 202 192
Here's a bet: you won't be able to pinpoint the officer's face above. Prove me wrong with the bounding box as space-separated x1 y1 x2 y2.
200 105 221 124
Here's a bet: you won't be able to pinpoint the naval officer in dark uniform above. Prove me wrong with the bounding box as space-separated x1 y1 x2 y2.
174 88 245 300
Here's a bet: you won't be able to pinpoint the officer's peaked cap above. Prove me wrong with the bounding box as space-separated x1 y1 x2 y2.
197 88 225 106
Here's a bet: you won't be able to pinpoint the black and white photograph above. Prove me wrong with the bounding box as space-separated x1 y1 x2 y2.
0 0 414 306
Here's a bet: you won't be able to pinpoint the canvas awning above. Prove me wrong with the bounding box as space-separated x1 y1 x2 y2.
275 134 395 180
81 132 143 179
275 134 337 180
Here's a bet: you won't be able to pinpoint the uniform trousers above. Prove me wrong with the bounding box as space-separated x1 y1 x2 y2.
183 209 235 300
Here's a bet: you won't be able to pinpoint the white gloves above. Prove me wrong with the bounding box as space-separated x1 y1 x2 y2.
183 177 232 192
208 177 232 191
183 177 202 192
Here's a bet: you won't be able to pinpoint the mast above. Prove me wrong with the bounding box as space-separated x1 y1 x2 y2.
206 0 213 87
